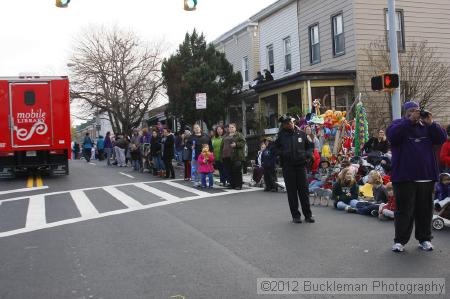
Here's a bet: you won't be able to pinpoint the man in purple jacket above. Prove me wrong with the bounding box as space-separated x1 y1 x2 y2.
387 101 447 253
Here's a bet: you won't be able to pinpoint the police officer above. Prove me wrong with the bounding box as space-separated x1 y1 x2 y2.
273 115 315 223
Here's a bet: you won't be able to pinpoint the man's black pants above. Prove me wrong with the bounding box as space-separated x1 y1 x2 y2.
224 158 243 188
393 182 434 245
282 166 312 220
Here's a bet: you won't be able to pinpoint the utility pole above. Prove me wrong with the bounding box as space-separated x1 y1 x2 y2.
388 0 401 120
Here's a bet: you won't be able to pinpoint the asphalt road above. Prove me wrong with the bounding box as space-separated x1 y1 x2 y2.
0 160 449 299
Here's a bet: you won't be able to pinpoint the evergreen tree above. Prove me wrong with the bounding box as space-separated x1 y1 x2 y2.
162 30 242 129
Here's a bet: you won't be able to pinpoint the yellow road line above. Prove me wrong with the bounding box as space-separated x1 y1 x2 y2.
35 176 43 187
26 176 34 188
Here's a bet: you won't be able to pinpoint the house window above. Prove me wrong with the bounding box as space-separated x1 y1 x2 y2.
335 86 355 112
309 24 320 64
385 10 405 51
262 95 278 129
245 102 259 136
283 37 292 71
242 57 249 82
266 44 274 73
332 13 345 56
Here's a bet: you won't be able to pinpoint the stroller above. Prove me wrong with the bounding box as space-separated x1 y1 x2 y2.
140 143 152 173
432 206 450 230
311 174 335 207
249 160 265 188
433 199 450 230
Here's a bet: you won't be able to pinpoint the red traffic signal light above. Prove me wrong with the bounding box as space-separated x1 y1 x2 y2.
371 73 399 91
383 73 399 89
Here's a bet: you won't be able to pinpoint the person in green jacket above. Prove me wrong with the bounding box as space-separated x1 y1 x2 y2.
332 168 359 213
220 123 246 190
211 125 226 186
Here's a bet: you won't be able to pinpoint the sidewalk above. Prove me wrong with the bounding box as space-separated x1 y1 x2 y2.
173 162 284 185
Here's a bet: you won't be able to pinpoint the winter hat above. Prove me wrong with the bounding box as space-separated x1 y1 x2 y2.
439 173 450 183
403 101 419 111
319 157 331 168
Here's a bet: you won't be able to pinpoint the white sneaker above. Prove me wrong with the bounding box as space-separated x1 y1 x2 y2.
419 241 434 251
392 243 404 252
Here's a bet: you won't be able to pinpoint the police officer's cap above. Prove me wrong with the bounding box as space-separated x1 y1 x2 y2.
278 114 294 123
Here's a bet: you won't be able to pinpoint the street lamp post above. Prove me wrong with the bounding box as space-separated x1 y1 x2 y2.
388 0 402 120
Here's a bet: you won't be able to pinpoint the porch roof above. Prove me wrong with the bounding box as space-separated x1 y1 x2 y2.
253 70 357 93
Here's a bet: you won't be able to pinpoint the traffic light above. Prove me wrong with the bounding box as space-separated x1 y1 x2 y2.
55 0 70 8
184 0 197 11
371 76 383 91
371 73 399 91
383 73 399 89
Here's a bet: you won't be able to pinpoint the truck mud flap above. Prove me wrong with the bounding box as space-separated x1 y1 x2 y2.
0 168 15 179
49 161 69 176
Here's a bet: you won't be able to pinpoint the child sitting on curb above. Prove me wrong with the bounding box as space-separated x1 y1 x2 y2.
435 173 450 211
198 144 215 188
352 170 388 217
309 157 334 192
379 182 396 220
332 168 359 213
310 157 335 205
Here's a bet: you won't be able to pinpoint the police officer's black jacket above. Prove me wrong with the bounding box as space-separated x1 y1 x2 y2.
273 126 313 167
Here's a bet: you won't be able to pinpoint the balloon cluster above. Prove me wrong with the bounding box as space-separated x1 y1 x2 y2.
302 99 358 160
309 109 349 138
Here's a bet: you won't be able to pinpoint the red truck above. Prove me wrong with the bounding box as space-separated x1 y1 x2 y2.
0 76 71 176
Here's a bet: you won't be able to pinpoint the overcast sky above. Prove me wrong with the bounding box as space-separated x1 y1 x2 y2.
0 0 277 76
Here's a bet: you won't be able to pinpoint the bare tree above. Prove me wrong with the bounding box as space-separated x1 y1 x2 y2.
360 39 450 130
69 26 165 135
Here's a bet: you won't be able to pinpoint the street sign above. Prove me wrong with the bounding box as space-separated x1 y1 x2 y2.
196 93 207 110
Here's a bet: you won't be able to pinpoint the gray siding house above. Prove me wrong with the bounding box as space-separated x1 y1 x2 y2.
214 0 450 133
213 21 261 138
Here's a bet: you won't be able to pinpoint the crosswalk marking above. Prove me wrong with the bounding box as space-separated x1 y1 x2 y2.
0 186 48 196
26 195 46 228
103 186 143 209
0 180 260 239
70 190 100 218
134 183 180 202
119 172 135 179
163 181 212 197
